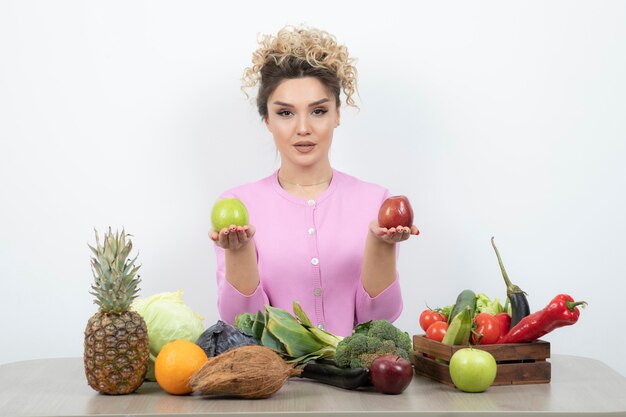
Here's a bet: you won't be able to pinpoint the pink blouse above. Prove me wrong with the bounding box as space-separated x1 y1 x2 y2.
214 169 403 337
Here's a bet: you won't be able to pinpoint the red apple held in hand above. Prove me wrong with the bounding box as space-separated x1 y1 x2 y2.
369 354 414 395
378 195 414 229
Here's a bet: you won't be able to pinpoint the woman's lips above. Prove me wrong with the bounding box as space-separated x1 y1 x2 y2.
294 142 315 153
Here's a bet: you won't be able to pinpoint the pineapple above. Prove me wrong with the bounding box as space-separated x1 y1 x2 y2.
84 228 149 394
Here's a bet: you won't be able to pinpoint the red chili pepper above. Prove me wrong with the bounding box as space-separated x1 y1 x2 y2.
495 312 511 339
499 294 587 344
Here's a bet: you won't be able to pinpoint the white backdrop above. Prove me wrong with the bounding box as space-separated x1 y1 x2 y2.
1 1 625 377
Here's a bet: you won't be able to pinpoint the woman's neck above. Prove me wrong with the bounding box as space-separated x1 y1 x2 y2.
277 166 333 199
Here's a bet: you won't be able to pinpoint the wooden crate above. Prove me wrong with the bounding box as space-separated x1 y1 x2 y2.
411 335 551 386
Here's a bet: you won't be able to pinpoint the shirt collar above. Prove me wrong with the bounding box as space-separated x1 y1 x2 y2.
271 169 341 206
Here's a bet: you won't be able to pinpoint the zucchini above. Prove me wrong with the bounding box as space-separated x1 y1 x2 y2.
447 289 477 324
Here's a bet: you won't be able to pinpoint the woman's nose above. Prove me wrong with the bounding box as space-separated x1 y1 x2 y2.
296 115 311 136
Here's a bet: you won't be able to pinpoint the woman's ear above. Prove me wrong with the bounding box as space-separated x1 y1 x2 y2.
263 115 272 133
335 108 341 127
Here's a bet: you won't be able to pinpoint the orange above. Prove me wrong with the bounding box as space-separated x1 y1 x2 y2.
154 339 209 395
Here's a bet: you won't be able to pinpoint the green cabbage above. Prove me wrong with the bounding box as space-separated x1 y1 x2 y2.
475 293 503 315
132 290 205 380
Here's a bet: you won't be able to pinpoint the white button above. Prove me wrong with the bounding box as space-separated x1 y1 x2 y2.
314 288 322 296
311 257 319 265
308 228 315 235
317 323 325 330
307 199 315 206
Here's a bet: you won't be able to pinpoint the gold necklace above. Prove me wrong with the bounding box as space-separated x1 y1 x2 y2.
279 175 332 187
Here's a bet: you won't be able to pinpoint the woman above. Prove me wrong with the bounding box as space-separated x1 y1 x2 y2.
210 26 418 337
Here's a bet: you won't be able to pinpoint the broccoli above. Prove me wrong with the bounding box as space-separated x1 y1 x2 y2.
334 320 412 368
361 320 412 353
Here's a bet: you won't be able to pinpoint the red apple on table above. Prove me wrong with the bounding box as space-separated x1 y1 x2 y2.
369 354 414 395
378 195 414 229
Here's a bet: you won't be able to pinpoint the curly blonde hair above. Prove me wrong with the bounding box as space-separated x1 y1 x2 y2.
242 26 358 118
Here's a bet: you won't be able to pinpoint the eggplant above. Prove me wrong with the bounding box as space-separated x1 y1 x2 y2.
491 237 531 328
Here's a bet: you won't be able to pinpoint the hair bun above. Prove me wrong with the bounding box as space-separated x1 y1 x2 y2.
242 25 358 108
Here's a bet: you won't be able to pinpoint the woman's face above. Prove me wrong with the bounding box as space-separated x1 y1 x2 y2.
264 77 340 171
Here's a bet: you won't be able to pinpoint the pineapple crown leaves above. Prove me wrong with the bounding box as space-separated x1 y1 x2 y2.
88 227 142 313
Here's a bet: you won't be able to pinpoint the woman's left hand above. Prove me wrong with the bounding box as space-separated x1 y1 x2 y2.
369 220 419 244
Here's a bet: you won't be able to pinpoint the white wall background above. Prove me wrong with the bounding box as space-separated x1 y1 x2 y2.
1 1 625 377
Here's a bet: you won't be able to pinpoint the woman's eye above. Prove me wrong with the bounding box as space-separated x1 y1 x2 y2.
277 110 293 117
312 108 328 115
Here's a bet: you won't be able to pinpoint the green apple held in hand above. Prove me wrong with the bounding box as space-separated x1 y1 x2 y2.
449 348 497 393
211 198 249 231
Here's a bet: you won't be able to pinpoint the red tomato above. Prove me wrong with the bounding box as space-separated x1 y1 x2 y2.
495 312 511 339
419 309 446 332
472 312 501 345
425 321 448 342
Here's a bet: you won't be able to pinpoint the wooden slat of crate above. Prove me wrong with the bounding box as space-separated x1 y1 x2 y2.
411 352 454 386
413 335 550 362
411 335 551 386
411 353 551 386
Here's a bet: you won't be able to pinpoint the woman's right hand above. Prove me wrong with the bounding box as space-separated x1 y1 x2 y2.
210 224 256 251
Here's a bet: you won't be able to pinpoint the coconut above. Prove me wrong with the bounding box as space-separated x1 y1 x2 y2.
190 345 302 399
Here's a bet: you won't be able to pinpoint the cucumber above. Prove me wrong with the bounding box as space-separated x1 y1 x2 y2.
441 289 477 346
441 306 473 346
447 289 477 324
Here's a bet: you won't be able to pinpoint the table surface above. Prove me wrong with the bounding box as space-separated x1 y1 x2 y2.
1 355 625 417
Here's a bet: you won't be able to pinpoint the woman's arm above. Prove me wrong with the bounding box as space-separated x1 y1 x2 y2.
212 225 260 295
213 224 268 324
360 221 418 297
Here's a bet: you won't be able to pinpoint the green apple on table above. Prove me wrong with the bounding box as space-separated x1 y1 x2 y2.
449 347 497 393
